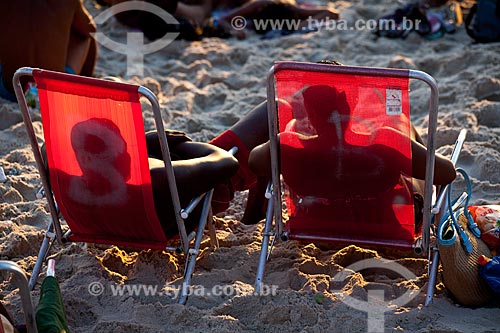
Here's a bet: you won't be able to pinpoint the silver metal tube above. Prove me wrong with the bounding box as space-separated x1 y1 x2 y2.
178 190 214 304
409 70 440 255
13 68 63 244
273 62 410 78
266 66 283 237
138 86 189 255
28 229 54 290
255 195 274 292
413 237 423 255
425 249 440 306
180 194 205 219
290 233 413 248
432 129 467 214
206 204 218 248
0 261 38 333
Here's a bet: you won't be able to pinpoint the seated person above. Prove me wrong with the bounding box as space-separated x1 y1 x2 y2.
96 0 217 40
213 0 339 39
246 84 451 236
145 129 239 234
42 119 239 237
0 0 97 102
208 60 456 225
250 86 455 187
40 59 455 234
97 0 339 40
244 67 456 228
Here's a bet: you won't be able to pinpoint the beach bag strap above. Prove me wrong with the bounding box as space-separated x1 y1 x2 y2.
437 168 493 306
437 168 480 254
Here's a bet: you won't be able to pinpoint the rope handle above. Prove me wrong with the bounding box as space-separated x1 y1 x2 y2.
438 168 480 254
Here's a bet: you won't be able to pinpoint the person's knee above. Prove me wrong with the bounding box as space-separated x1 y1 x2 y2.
434 155 456 185
248 143 271 176
218 150 239 176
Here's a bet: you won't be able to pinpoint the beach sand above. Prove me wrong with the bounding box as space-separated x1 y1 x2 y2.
1 0 499 331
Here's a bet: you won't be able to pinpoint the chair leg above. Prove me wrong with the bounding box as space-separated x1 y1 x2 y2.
178 249 198 305
178 190 214 305
206 205 219 249
29 223 56 291
0 261 38 333
255 195 274 293
425 247 440 306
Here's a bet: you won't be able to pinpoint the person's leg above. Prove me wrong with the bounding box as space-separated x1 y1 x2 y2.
68 0 97 75
223 101 269 152
79 36 98 76
216 0 275 37
209 101 270 221
409 124 456 185
295 7 339 30
218 0 275 23
292 6 339 20
240 175 269 224
66 33 93 75
150 141 238 198
175 0 215 27
209 101 268 182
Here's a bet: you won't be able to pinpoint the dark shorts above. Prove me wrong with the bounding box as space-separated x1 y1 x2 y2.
115 0 180 41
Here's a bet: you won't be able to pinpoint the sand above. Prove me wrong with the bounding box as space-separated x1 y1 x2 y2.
1 0 499 332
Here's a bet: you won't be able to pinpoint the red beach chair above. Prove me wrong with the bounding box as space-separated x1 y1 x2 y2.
13 68 223 304
255 61 457 305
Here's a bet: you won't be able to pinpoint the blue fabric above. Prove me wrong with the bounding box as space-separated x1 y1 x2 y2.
64 65 76 75
0 65 17 102
480 256 500 295
0 65 75 103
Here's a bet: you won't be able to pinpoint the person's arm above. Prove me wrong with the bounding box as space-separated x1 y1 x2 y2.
411 140 456 185
374 125 456 185
250 134 456 186
157 141 239 198
72 0 96 37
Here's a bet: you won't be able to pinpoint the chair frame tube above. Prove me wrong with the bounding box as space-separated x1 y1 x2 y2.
0 261 38 333
13 68 64 246
178 189 214 304
266 62 439 253
255 194 274 292
138 86 190 255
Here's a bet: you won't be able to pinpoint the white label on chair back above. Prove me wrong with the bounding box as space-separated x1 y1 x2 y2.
386 88 402 116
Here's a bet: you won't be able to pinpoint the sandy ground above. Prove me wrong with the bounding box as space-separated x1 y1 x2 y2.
1 0 500 332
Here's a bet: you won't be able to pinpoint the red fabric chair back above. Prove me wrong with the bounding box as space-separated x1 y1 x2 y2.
34 70 169 249
275 68 417 247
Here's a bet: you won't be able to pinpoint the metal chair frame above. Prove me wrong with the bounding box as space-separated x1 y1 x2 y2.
0 260 38 333
255 61 456 306
13 67 221 304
